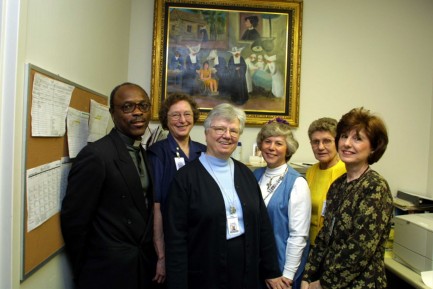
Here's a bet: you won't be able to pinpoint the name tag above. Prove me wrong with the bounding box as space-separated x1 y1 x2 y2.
227 214 240 236
174 157 185 170
321 200 327 216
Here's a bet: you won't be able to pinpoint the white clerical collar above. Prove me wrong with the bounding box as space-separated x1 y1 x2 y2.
190 54 197 63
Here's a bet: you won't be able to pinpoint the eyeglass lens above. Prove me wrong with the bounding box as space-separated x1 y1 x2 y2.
311 139 333 147
211 126 239 137
168 112 193 120
121 102 150 113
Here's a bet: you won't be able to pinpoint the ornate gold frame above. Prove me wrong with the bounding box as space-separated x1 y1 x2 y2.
151 0 303 126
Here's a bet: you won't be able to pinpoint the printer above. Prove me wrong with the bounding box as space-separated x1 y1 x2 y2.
393 213 433 273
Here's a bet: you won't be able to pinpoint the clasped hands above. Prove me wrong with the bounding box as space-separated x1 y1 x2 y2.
265 276 292 289
301 280 322 289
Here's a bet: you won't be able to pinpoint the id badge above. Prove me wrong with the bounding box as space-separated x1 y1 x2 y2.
321 200 327 216
174 157 185 170
227 214 240 236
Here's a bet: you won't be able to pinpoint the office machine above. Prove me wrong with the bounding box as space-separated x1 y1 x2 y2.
393 191 433 214
393 213 433 273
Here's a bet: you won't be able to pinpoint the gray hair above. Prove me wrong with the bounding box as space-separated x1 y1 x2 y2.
307 117 338 140
204 103 246 134
256 122 298 161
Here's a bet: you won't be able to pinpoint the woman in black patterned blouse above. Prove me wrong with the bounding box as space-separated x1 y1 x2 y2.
301 107 393 289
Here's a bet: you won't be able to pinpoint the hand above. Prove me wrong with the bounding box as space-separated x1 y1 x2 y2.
152 257 165 283
153 203 165 283
309 280 322 289
301 280 309 289
265 276 290 289
282 277 292 287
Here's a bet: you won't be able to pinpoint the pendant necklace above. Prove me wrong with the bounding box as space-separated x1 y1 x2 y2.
261 165 288 201
346 165 370 183
205 154 237 214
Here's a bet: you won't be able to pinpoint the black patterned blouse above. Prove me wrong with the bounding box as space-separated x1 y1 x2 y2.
303 169 393 289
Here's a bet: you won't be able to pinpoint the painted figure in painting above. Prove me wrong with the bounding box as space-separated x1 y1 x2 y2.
228 47 249 105
256 54 265 70
199 61 218 95
252 54 272 94
168 50 184 86
241 15 261 41
199 25 209 42
265 54 284 98
207 49 230 97
182 44 201 95
169 50 184 71
245 53 258 93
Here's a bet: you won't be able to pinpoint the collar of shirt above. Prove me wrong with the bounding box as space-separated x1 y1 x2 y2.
167 133 189 156
115 129 142 149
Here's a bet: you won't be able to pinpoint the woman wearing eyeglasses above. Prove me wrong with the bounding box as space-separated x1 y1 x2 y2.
147 92 206 285
253 118 311 289
302 108 392 289
164 103 287 289
306 118 346 246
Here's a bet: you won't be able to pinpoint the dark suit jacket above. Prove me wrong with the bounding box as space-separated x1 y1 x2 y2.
61 129 156 289
164 158 280 289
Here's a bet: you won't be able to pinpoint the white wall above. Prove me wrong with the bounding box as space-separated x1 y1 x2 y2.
11 1 133 288
128 0 154 92
294 0 433 198
130 0 433 198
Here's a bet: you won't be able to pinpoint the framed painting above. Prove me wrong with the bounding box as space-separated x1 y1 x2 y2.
150 0 303 126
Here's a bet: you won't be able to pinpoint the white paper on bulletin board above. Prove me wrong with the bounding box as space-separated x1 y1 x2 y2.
26 160 62 232
31 73 74 137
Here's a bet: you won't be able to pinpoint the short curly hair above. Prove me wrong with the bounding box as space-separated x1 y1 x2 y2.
307 117 338 140
203 103 246 134
256 121 298 162
159 92 200 130
336 107 388 165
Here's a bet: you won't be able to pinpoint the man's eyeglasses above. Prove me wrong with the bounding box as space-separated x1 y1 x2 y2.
116 102 151 113
168 112 193 120
210 126 240 137
310 138 334 148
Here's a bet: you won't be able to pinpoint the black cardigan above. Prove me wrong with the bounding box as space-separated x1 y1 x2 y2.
164 158 280 289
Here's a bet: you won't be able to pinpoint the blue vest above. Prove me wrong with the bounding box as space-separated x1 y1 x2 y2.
254 166 309 289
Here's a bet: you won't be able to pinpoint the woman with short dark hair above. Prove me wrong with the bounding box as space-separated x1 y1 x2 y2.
147 92 206 284
302 107 393 289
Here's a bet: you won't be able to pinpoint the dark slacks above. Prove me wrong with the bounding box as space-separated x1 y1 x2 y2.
227 235 245 289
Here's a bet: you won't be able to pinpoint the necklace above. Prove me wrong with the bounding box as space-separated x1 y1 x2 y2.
347 165 370 182
261 165 288 201
205 154 237 214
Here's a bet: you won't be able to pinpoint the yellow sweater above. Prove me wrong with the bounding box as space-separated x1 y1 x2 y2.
306 160 346 245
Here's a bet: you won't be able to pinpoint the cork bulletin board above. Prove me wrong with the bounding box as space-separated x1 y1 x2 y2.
21 64 107 280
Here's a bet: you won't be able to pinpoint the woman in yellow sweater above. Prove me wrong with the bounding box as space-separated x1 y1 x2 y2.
306 117 346 245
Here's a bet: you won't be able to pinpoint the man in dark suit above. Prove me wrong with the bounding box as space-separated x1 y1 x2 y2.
61 83 160 289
